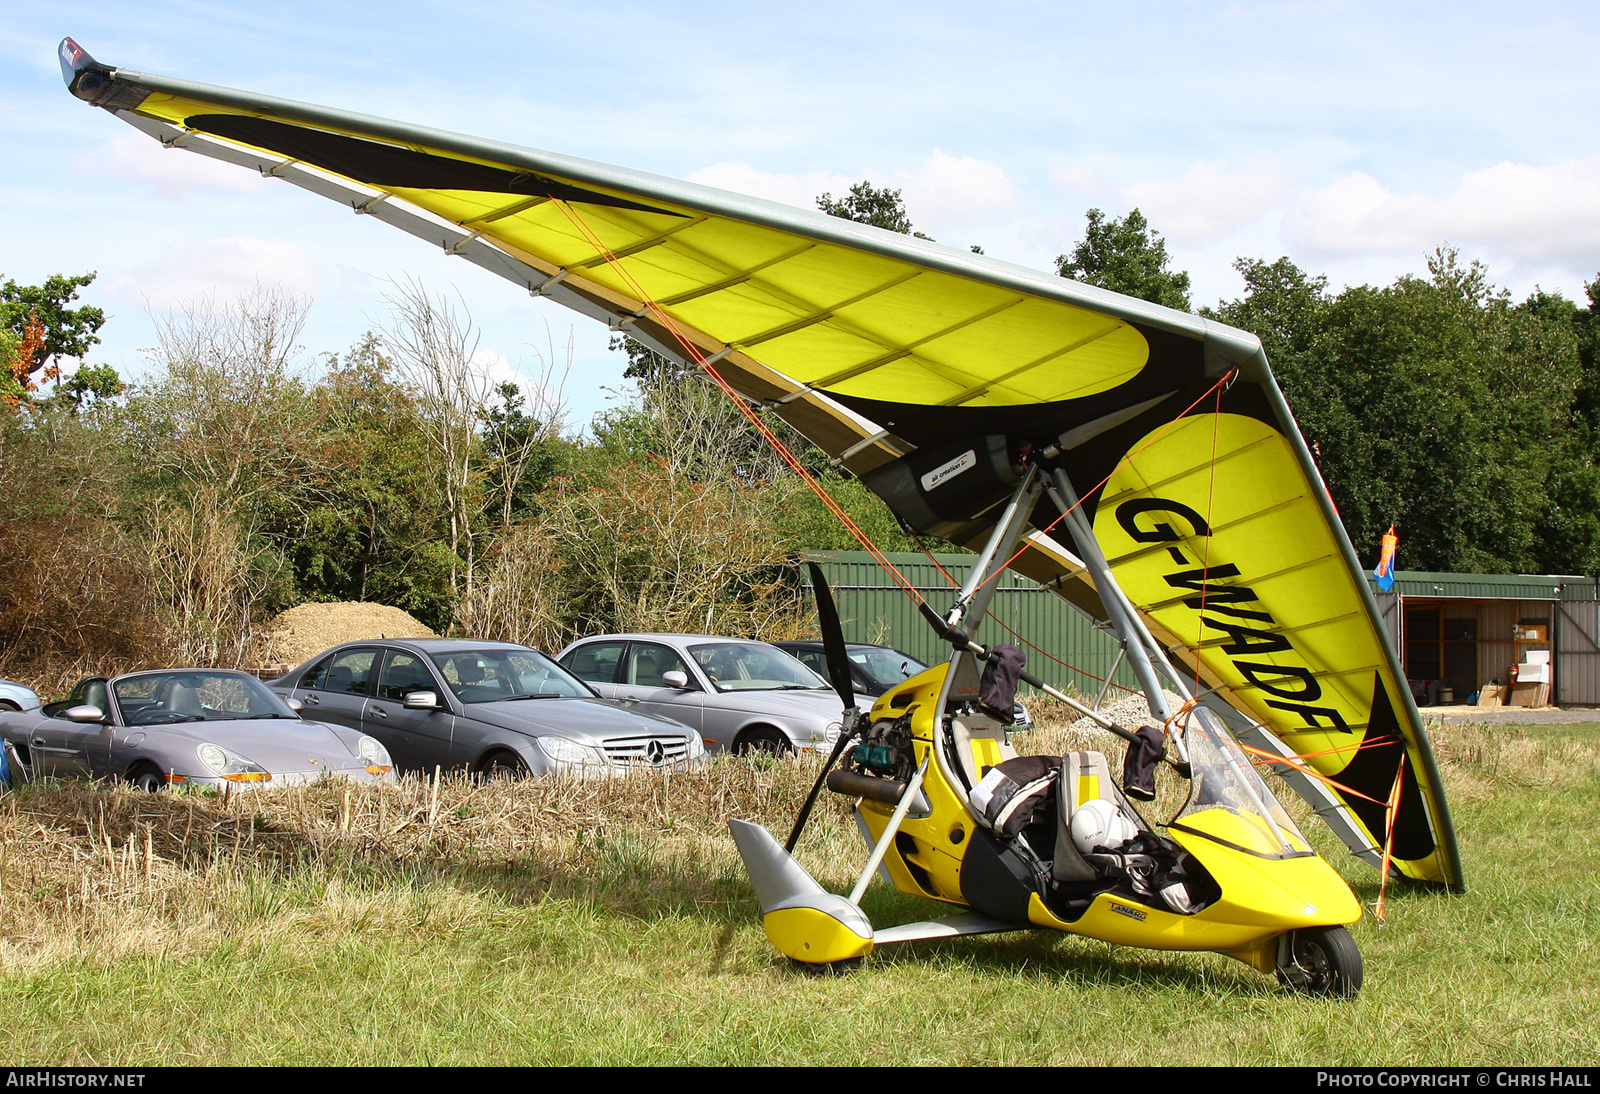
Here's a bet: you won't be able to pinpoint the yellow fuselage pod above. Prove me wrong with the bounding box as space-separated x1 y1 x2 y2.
861 665 1361 969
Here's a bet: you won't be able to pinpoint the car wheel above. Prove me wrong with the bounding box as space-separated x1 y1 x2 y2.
0 701 19 713
477 751 529 781
1277 926 1362 998
127 764 167 794
734 727 792 757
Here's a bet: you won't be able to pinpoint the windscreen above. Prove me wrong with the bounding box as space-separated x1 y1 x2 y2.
851 648 927 691
689 643 829 693
113 672 296 725
1173 705 1310 857
428 648 594 703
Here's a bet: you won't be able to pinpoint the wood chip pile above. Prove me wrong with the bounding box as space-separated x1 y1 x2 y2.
257 602 438 668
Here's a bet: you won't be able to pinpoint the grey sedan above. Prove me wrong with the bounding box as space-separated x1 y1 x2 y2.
269 639 707 777
0 669 395 790
555 634 859 755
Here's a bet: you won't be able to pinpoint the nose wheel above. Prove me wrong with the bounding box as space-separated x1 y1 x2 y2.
1277 926 1363 998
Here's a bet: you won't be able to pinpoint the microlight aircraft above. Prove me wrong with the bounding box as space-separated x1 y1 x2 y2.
59 38 1463 995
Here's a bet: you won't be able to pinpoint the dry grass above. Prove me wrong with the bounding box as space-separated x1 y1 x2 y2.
0 755 852 976
0 714 1594 1064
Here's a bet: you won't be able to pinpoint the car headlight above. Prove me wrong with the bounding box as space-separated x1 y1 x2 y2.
197 743 271 782
814 721 843 745
685 735 706 761
358 735 392 774
536 736 607 767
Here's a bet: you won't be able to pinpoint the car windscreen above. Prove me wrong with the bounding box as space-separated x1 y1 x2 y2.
113 672 298 725
850 648 927 691
427 648 595 703
688 642 830 693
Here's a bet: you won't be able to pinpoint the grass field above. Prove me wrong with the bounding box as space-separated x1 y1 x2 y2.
0 714 1594 1066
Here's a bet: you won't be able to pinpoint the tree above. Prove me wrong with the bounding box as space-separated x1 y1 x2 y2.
125 286 315 511
817 181 932 239
382 281 492 598
1056 208 1191 311
120 287 317 661
0 273 110 403
0 313 46 409
482 379 566 530
255 334 453 628
1208 249 1598 575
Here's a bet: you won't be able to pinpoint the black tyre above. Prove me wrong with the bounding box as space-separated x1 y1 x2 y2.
0 701 20 713
1278 926 1363 998
127 764 167 794
477 751 529 781
734 727 792 757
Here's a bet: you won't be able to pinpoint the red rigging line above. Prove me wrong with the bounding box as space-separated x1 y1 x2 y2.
1372 759 1407 923
1194 379 1226 694
973 368 1240 599
1238 737 1397 800
550 194 1233 688
558 190 1414 898
546 196 930 605
911 532 1139 696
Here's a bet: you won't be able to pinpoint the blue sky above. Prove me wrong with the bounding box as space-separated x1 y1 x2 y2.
5 2 1599 428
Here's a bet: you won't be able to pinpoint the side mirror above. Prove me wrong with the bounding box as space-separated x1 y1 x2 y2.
286 699 303 714
661 670 689 689
403 691 440 711
64 705 106 724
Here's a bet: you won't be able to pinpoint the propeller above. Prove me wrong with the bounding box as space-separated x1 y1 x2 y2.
784 562 865 852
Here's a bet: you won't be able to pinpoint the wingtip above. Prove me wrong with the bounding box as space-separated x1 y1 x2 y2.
58 37 109 99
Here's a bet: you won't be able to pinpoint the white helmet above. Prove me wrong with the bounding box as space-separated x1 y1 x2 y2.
1070 798 1138 854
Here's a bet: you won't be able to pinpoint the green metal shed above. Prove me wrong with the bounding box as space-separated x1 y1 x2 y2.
802 551 1137 700
1366 570 1600 707
800 556 1600 709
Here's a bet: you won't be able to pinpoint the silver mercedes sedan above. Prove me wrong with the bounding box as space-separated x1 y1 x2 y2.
554 634 862 755
268 638 707 778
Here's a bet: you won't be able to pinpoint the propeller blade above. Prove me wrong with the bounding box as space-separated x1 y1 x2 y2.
784 710 861 853
808 562 855 711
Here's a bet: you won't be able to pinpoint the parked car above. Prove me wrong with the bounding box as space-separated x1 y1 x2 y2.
555 634 862 755
0 669 395 791
268 639 706 778
770 641 1034 730
0 679 42 714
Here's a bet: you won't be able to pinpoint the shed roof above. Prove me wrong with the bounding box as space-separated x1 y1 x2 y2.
1367 571 1599 601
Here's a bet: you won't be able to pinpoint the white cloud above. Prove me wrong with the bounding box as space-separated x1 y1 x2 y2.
897 149 1021 226
1287 158 1600 269
108 237 324 309
1120 161 1289 244
82 131 271 197
686 162 852 211
687 150 1019 233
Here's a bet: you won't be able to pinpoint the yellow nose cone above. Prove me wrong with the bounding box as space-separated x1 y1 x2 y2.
763 907 874 965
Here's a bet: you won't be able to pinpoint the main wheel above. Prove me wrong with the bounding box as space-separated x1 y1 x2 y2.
127 764 167 794
734 727 792 757
1278 926 1363 998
